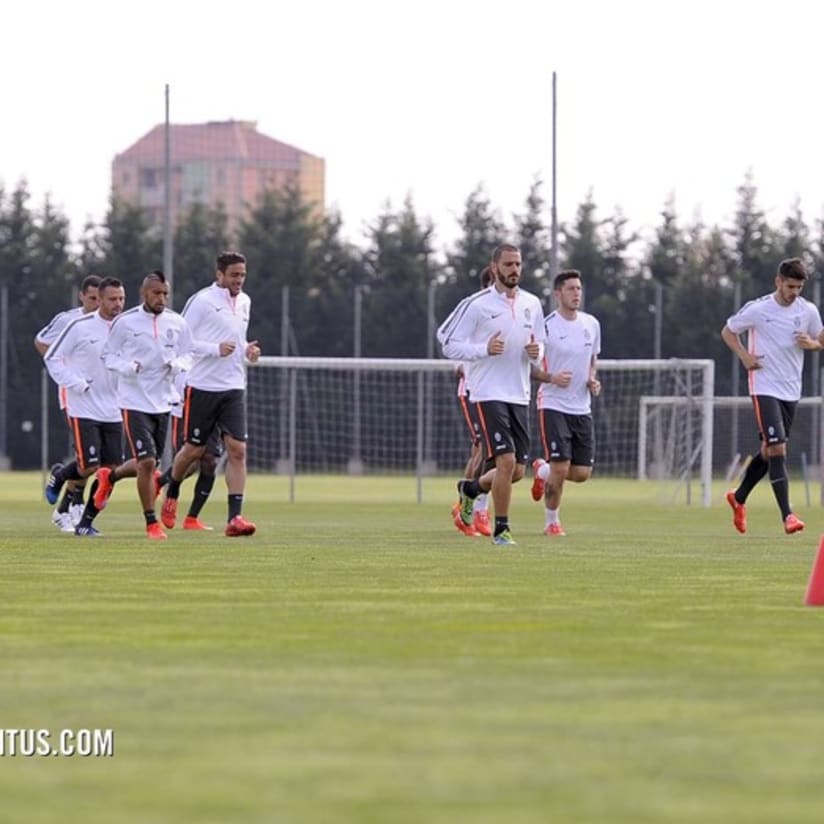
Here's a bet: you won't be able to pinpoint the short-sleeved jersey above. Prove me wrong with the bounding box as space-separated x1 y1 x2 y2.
180 283 253 392
102 305 193 414
44 311 121 422
537 310 601 414
438 285 545 405
726 293 823 401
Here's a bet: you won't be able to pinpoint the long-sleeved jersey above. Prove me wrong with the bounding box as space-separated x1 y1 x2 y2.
44 311 121 422
438 285 545 404
180 283 253 391
102 304 193 414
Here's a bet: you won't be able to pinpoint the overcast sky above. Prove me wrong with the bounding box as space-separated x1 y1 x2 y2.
3 0 822 251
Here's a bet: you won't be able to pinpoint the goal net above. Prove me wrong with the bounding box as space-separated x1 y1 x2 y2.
247 356 715 504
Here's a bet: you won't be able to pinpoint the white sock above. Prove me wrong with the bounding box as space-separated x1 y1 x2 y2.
474 493 488 512
545 508 559 527
537 461 550 481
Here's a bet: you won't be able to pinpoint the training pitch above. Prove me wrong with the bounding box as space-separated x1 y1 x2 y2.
2 472 824 823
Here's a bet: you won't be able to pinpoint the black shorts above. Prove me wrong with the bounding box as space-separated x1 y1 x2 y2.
752 395 796 446
182 387 246 445
475 400 530 464
538 409 595 467
123 410 169 460
458 392 481 447
170 412 224 457
70 418 124 471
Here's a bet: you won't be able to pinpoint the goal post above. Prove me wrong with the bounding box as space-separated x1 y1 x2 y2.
247 356 716 504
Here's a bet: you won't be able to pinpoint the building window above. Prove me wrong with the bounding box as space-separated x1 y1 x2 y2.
141 168 158 188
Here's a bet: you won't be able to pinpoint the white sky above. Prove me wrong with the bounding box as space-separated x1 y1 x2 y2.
3 0 823 252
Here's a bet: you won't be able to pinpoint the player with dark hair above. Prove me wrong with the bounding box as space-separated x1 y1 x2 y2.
530 269 601 536
37 275 101 531
439 244 545 545
161 251 261 537
43 278 138 536
722 256 823 534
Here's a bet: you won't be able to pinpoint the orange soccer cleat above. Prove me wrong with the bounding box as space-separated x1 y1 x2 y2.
452 503 480 537
530 458 547 502
183 516 214 531
784 513 805 535
146 522 167 541
93 467 114 511
225 515 256 537
161 497 178 529
543 522 566 537
725 490 747 534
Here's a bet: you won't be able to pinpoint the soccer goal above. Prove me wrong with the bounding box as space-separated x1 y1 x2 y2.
247 356 715 504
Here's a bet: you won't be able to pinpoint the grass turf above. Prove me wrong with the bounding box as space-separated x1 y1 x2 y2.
1 472 824 823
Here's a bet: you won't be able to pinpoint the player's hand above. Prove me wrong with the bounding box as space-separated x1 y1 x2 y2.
587 377 601 397
524 334 540 360
487 331 504 355
554 370 573 388
740 352 763 370
795 332 821 351
245 340 261 362
218 341 237 357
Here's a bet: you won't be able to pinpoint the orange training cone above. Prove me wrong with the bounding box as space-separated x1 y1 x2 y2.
804 536 824 606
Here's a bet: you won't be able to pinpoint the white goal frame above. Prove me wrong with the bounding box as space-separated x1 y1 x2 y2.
246 356 716 504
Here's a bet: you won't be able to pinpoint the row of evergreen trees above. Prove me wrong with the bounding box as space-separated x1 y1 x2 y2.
2 173 823 467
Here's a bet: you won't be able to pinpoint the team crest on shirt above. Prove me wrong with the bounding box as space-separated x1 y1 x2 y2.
524 308 531 321
136 439 143 451
494 431 502 443
89 446 96 456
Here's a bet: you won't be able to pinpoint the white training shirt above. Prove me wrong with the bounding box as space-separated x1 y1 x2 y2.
102 305 193 414
726 293 823 401
181 283 253 392
36 306 84 347
438 285 545 404
44 311 121 422
36 306 84 411
537 310 601 414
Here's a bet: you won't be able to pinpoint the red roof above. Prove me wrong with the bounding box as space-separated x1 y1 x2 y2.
114 120 316 164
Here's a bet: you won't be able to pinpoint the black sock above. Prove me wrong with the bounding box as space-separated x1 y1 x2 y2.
167 478 181 500
188 473 216 518
736 453 768 503
459 479 481 499
228 494 243 521
768 455 792 520
57 489 72 514
144 510 158 526
62 461 82 481
78 480 100 528
158 468 172 489
71 485 86 506
494 516 509 536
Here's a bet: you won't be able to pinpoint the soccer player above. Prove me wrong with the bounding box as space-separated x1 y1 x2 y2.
100 271 193 540
43 278 136 536
160 251 260 538
36 275 100 531
439 244 545 545
722 257 824 535
530 270 601 536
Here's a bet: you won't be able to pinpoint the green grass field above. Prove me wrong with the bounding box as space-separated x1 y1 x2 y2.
2 472 824 823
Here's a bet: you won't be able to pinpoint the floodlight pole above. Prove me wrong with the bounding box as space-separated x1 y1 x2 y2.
549 71 559 285
163 83 173 307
